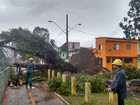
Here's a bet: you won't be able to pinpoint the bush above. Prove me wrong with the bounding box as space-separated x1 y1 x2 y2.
57 83 71 95
47 73 106 95
47 78 62 91
75 74 105 93
47 77 71 95
102 71 116 79
88 75 105 93
123 64 140 80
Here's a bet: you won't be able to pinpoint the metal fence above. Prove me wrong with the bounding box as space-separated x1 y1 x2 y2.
0 67 11 102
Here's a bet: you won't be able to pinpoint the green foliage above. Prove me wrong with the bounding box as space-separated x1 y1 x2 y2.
10 69 25 85
57 83 71 96
75 74 88 93
47 73 105 96
0 27 59 61
47 78 62 91
123 64 140 80
47 77 70 95
119 0 140 39
102 71 116 79
88 75 105 93
74 74 105 93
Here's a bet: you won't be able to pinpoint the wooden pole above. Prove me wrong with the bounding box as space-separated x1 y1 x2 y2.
62 74 66 83
52 70 55 79
71 76 76 95
48 69 50 80
109 91 118 105
57 72 61 78
85 82 91 104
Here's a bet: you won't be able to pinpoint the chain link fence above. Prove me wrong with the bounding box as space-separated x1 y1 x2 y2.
0 67 11 102
0 47 14 102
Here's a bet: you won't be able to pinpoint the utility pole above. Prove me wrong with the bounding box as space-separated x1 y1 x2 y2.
66 14 69 59
48 14 81 60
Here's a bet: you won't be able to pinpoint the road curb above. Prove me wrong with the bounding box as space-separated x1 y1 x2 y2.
54 92 70 105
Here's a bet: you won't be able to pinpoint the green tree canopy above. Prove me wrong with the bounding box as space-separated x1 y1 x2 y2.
0 27 59 62
119 0 140 40
0 27 77 73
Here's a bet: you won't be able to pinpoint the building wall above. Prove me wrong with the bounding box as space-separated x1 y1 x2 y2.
93 37 138 70
61 42 80 59
59 51 67 60
138 41 140 70
68 42 80 51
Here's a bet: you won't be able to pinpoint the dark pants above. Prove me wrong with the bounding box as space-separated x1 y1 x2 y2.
118 96 124 105
25 72 33 87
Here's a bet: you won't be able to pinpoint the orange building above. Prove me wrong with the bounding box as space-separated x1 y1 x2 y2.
93 37 138 71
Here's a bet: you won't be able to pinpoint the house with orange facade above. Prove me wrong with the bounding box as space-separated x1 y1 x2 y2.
93 37 138 71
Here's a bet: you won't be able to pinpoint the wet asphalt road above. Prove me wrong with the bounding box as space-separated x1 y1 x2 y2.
5 82 66 105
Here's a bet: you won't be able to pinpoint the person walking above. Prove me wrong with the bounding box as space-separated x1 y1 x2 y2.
25 57 35 88
108 59 127 105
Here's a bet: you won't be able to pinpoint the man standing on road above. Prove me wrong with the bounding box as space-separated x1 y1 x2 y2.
25 57 35 88
108 59 127 105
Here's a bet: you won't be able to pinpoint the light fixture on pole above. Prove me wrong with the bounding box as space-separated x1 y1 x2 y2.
48 14 81 59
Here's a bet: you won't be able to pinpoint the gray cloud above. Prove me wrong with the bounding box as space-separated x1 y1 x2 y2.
0 0 130 47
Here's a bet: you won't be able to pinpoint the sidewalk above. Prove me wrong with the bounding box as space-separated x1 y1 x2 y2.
2 82 66 105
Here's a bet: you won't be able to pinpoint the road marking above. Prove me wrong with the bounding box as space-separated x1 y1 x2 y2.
28 91 36 105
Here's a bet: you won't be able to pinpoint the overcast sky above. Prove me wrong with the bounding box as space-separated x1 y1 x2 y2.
0 0 130 47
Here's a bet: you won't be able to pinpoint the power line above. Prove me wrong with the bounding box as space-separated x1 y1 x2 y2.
69 28 101 36
54 31 65 40
53 28 102 41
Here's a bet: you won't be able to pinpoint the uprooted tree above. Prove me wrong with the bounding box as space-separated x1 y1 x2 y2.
0 27 77 72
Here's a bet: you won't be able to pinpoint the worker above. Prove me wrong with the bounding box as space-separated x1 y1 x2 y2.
25 57 35 88
108 59 126 105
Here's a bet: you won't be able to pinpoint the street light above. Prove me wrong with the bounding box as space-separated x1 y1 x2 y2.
68 23 81 32
48 14 81 59
48 20 66 34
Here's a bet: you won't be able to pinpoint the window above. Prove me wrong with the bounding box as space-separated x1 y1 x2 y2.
95 58 102 65
126 44 131 50
98 44 102 50
124 58 133 63
114 44 119 50
99 58 102 65
106 58 110 63
72 43 75 49
112 58 122 63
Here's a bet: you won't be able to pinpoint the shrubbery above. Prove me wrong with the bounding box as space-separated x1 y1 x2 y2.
88 75 105 93
47 78 62 91
123 64 140 80
47 73 105 96
102 71 116 79
102 64 140 80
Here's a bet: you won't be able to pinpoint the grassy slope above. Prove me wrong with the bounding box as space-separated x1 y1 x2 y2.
62 93 140 105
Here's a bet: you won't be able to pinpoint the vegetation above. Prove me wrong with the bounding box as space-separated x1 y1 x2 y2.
62 93 109 105
47 73 105 96
123 64 140 80
62 93 140 105
119 0 140 39
0 27 77 73
0 27 59 61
